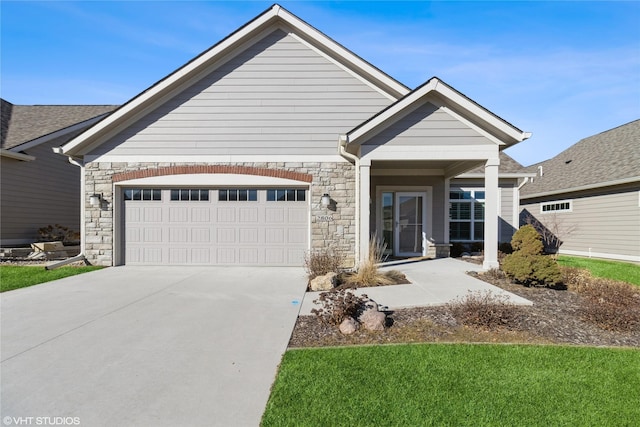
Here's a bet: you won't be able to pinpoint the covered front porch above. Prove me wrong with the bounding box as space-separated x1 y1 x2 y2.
360 156 501 270
339 77 531 270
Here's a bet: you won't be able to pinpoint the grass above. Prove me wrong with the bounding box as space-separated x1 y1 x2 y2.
262 344 640 427
558 255 640 286
0 265 103 292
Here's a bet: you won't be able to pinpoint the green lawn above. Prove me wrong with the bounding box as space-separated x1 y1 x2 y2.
558 255 640 286
262 344 640 427
0 265 103 292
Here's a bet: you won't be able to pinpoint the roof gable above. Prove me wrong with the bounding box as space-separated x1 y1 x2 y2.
521 119 640 198
61 4 408 157
345 77 531 149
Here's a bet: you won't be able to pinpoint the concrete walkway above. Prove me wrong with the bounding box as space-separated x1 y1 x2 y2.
1 266 307 427
300 258 531 314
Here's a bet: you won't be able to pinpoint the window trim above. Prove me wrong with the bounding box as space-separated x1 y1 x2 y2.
540 200 572 214
170 188 210 202
123 188 162 201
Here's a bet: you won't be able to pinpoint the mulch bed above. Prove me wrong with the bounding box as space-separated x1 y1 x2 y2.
288 270 640 349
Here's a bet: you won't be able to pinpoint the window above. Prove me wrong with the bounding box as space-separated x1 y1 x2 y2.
170 189 209 201
541 201 572 213
449 189 485 241
124 188 161 201
266 189 306 202
218 189 257 202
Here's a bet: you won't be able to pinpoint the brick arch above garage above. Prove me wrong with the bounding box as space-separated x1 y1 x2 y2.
112 165 313 183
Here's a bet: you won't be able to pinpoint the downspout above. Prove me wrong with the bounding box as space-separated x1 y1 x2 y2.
338 135 360 265
45 148 87 269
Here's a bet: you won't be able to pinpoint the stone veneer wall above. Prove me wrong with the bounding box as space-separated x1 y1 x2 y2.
84 161 356 266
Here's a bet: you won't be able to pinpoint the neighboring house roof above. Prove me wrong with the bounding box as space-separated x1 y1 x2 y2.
521 119 640 199
345 77 531 149
61 4 409 157
457 152 534 177
1 99 117 151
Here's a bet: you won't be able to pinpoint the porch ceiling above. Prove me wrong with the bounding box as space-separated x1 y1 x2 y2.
371 159 484 176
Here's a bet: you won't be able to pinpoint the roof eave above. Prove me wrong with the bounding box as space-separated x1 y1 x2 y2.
0 148 35 161
521 176 640 199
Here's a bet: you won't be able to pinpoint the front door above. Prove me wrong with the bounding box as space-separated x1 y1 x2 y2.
394 192 426 257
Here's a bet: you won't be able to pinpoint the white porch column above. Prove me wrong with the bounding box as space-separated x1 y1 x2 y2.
359 160 371 264
483 157 500 269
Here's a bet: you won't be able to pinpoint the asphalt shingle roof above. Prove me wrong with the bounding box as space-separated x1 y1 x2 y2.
521 119 640 198
1 99 117 150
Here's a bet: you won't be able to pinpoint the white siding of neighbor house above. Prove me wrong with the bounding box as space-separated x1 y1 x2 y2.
89 29 392 158
362 102 494 147
520 185 640 261
1 134 82 245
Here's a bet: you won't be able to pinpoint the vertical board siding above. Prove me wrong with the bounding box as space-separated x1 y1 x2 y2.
92 29 392 157
1 135 81 244
362 103 493 147
521 187 640 259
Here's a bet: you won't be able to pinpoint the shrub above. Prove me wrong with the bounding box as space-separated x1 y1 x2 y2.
501 225 562 288
311 289 369 326
562 266 640 332
502 252 563 287
510 224 543 255
304 247 345 279
498 242 513 254
446 290 519 330
343 235 400 287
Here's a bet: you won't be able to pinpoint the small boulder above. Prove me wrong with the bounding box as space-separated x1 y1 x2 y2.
309 272 338 291
339 317 359 334
359 306 386 331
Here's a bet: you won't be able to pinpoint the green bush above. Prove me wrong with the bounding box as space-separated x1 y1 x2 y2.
502 225 562 288
510 224 543 255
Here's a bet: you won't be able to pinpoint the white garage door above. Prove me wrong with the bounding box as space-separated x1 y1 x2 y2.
123 187 308 265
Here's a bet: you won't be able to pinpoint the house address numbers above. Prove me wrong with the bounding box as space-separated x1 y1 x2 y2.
316 215 334 222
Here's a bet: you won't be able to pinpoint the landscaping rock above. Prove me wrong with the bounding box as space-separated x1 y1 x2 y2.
339 317 359 334
359 306 386 331
310 272 338 291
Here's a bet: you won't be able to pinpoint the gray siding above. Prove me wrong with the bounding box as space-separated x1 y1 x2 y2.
91 29 392 158
520 184 640 260
362 102 494 147
1 134 81 244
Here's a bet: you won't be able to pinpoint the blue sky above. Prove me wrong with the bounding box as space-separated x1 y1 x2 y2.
1 1 639 165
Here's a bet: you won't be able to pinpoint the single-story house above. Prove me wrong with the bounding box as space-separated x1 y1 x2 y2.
58 4 531 269
520 119 640 262
0 98 116 246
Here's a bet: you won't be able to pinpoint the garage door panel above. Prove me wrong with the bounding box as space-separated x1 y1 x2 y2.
265 208 285 223
217 207 236 222
288 208 308 223
124 188 308 266
217 228 236 244
191 208 210 222
239 207 259 223
144 207 163 222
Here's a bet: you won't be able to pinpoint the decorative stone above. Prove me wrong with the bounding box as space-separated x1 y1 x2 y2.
339 317 359 335
309 272 338 291
359 301 386 331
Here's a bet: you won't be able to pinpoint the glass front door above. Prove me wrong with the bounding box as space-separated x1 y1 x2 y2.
394 192 425 256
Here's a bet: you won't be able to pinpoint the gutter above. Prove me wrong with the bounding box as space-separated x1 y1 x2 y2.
338 135 360 265
0 148 35 162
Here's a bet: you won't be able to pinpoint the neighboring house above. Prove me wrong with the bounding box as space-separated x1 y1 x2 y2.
520 120 640 262
0 99 116 246
58 4 531 269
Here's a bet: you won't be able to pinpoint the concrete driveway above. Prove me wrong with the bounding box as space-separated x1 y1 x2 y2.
1 266 307 426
